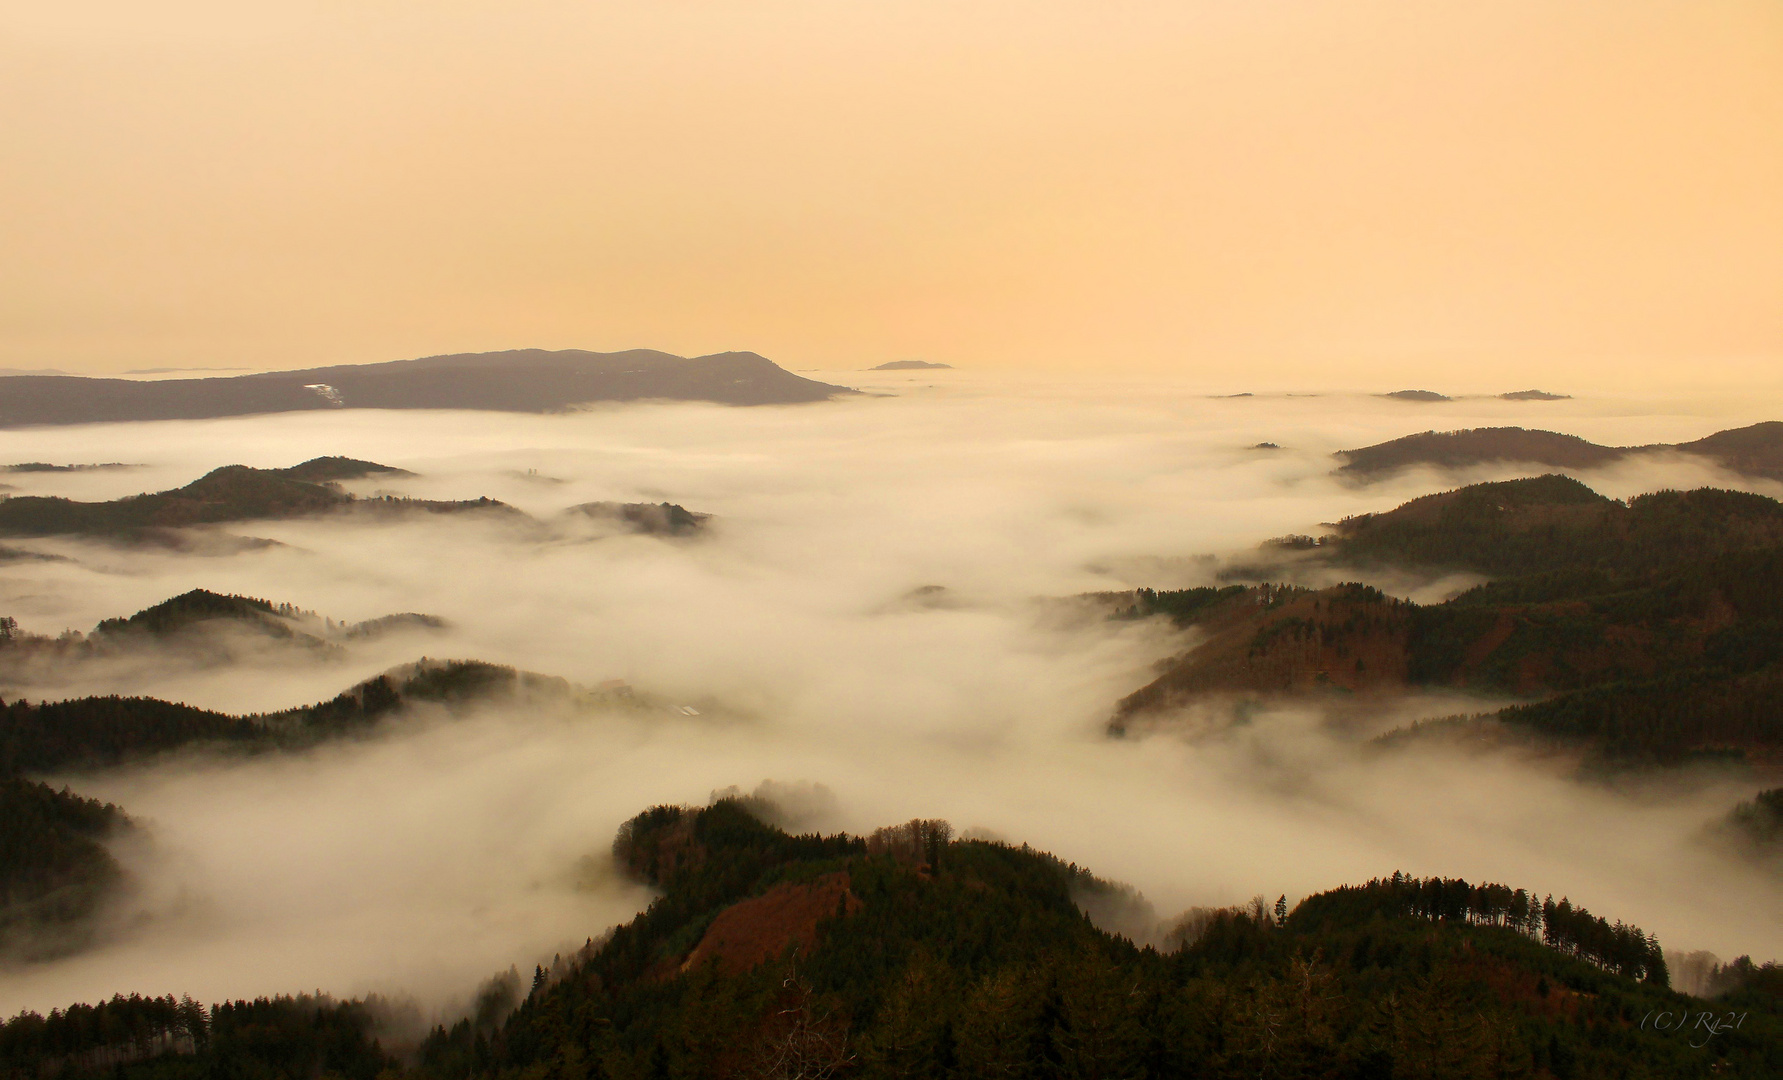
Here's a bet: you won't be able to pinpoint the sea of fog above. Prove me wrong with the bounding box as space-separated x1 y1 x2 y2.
0 370 1778 1018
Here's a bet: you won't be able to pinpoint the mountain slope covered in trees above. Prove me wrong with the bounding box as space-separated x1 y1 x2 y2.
0 460 519 539
11 800 1775 1079
1110 477 1783 766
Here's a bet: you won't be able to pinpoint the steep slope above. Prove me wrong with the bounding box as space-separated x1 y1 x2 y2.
417 801 1777 1080
1112 478 1783 763
0 349 854 427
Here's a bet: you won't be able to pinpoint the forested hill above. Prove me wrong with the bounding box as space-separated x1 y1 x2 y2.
1324 474 1783 579
0 460 712 542
399 806 1783 1079
1333 421 1783 482
10 799 1776 1080
0 659 582 777
85 588 444 647
1111 478 1783 764
0 349 853 427
0 590 450 696
0 461 516 539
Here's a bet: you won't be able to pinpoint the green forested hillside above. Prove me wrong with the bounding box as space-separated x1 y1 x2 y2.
410 804 1783 1079
1113 478 1783 765
11 801 1773 1080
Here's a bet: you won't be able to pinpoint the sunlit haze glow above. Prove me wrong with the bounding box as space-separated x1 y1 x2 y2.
2 1 1780 385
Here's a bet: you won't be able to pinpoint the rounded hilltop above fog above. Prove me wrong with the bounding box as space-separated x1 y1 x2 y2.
869 360 953 370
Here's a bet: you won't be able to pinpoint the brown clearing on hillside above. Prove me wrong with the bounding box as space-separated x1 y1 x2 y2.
680 873 861 976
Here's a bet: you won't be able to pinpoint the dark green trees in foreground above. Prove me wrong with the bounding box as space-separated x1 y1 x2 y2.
10 800 1772 1080
435 803 1778 1079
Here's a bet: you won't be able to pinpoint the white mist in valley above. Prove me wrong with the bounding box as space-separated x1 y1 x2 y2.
0 371 1778 1017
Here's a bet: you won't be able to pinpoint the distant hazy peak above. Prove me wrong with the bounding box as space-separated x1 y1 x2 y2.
869 360 953 370
0 349 854 427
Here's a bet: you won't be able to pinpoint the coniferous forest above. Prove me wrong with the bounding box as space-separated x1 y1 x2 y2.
1 800 1778 1080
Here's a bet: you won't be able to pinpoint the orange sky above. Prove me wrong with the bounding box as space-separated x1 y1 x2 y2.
2 0 1779 388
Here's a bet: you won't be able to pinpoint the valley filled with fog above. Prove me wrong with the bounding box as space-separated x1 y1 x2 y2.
1 370 1778 1020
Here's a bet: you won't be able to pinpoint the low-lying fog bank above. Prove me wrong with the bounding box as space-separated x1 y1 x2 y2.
1 373 1779 1017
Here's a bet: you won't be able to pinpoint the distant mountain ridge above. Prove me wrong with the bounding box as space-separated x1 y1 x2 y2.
0 349 854 427
1336 421 1783 481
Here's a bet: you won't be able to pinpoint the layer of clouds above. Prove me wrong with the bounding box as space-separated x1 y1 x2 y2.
0 375 1779 1016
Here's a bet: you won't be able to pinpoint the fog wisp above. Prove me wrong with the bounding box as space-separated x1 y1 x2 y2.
0 372 1778 1017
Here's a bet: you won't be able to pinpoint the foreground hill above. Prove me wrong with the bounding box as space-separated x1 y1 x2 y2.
1335 421 1783 482
6 799 1777 1079
0 350 853 427
1111 477 1783 766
